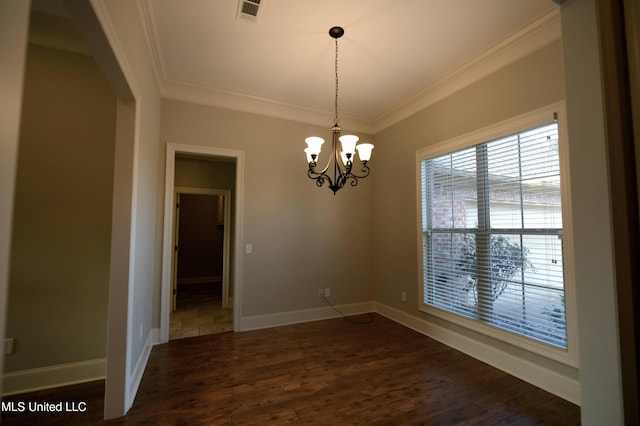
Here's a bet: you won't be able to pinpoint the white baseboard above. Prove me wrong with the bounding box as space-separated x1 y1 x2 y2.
238 301 375 331
151 328 160 346
2 358 105 396
375 302 581 405
127 328 159 410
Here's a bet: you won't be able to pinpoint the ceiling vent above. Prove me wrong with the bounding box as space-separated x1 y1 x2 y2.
236 0 262 23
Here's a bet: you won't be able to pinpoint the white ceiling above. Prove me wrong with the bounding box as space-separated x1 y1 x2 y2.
138 0 559 132
33 0 561 133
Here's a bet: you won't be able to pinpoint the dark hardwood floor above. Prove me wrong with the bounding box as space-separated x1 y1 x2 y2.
1 314 580 425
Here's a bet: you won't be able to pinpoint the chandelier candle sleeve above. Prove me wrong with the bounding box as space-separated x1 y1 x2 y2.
304 26 374 195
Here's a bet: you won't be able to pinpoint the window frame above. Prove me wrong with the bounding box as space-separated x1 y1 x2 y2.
416 102 578 367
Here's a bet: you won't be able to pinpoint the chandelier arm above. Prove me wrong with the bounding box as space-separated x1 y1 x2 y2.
307 163 333 182
308 158 332 176
341 164 370 188
331 126 348 187
345 164 371 179
307 168 334 189
307 127 344 176
333 144 346 176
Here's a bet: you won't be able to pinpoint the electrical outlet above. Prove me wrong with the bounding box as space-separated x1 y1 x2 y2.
401 291 407 302
318 288 324 297
324 288 331 297
4 338 15 355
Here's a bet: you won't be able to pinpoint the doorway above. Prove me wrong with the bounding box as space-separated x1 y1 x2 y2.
160 144 245 344
170 190 232 340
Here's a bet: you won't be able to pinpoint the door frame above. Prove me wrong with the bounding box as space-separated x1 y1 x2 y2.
173 188 232 310
160 143 244 344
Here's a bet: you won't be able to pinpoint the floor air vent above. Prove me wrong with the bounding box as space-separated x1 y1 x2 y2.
236 0 262 23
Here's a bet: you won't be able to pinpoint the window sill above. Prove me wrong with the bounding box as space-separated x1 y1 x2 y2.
419 303 578 367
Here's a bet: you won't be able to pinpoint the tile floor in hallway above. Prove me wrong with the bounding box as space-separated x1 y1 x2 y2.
169 282 233 340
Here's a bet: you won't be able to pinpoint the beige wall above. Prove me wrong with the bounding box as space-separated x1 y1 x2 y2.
5 42 116 372
162 100 375 316
175 157 236 190
372 40 577 386
0 0 30 393
97 1 164 416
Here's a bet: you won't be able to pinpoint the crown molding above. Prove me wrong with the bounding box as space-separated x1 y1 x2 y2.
135 0 165 98
160 78 376 133
138 2 560 135
372 9 561 133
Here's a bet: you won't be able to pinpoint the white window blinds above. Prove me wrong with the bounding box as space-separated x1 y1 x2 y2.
421 121 566 349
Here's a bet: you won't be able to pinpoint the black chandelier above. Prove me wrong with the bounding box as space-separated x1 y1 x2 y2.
304 26 374 195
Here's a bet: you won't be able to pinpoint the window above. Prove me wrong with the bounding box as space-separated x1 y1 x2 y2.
417 106 575 363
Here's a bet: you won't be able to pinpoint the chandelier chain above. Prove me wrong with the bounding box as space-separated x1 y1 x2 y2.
334 37 339 126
